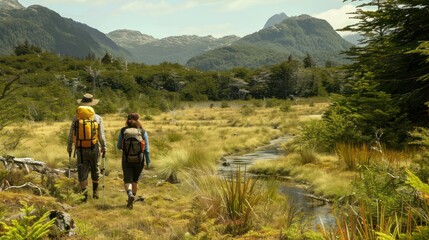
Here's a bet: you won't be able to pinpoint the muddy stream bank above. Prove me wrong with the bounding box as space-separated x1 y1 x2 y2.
218 135 336 229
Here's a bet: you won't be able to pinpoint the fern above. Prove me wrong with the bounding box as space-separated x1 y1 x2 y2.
405 169 429 202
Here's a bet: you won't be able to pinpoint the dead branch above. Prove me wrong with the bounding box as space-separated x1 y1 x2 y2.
2 182 43 196
301 193 333 204
0 155 72 176
0 155 47 174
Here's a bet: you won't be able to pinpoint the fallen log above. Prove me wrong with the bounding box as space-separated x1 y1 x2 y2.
301 193 333 204
0 155 73 176
0 155 46 174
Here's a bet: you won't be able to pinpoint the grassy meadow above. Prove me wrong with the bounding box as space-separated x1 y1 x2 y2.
0 98 423 239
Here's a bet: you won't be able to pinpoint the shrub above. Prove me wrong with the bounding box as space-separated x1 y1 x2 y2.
0 201 55 240
240 106 255 116
265 98 282 108
279 101 292 112
221 102 230 108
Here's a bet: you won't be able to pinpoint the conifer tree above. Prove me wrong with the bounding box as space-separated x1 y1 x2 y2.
341 0 429 125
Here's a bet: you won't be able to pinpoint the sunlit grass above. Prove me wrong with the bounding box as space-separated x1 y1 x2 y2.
1 98 361 239
250 152 356 199
335 143 416 171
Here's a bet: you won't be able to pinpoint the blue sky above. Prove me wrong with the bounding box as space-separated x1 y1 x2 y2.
19 0 359 39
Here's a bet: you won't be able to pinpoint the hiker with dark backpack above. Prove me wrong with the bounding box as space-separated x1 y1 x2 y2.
117 112 151 209
67 93 107 202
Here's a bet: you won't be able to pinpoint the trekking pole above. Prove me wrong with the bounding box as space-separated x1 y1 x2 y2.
102 151 106 208
68 152 71 178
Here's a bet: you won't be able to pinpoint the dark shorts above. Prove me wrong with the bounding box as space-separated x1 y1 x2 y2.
122 154 144 183
76 145 100 182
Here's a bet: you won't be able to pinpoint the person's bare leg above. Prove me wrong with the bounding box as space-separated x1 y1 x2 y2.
132 182 138 196
125 183 134 209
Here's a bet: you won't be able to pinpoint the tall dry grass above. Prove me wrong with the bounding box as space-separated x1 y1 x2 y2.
335 142 416 170
0 99 339 239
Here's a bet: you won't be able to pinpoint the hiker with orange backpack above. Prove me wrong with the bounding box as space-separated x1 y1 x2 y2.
67 93 107 202
117 112 151 209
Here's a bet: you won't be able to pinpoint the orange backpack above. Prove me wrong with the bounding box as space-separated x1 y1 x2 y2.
73 106 99 148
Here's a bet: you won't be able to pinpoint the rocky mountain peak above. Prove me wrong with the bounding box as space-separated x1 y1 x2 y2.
107 29 156 47
0 0 24 10
263 12 288 29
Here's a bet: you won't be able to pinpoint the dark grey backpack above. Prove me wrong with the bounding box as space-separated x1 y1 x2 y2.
122 128 146 163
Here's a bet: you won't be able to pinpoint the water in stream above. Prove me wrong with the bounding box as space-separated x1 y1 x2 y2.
218 135 336 229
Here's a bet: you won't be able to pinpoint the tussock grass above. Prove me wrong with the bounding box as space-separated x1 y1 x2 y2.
336 143 374 170
335 143 415 170
184 167 279 236
1 98 358 239
299 146 318 164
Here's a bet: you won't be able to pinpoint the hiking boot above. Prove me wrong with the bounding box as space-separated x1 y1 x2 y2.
93 183 99 199
81 189 88 203
126 193 135 209
93 190 99 199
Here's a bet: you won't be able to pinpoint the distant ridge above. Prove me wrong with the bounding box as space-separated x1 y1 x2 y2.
187 14 354 70
0 0 23 10
107 29 156 47
107 30 240 65
0 4 130 58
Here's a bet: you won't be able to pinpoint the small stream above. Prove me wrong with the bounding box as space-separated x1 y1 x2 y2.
218 135 336 229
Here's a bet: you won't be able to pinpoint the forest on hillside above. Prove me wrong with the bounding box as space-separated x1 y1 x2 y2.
0 41 343 125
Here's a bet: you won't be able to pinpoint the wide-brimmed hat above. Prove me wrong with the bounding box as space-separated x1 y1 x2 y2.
77 93 99 106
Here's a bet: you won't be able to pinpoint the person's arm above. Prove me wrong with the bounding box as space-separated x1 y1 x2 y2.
143 131 151 168
117 128 124 149
96 115 107 153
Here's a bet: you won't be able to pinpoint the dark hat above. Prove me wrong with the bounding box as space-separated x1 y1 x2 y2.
77 93 99 106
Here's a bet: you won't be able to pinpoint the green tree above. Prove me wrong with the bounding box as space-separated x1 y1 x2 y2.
303 53 316 68
342 0 429 126
101 52 112 64
268 60 300 99
322 73 410 149
14 41 42 56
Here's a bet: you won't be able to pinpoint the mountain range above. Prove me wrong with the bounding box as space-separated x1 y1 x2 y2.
107 30 240 65
0 0 354 70
187 14 354 70
0 1 130 59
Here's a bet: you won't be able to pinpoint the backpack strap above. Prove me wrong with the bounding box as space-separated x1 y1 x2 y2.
120 127 126 150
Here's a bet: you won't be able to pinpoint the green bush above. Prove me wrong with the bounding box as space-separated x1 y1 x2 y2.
240 106 255 116
279 101 292 112
0 201 55 240
221 102 230 108
265 98 282 108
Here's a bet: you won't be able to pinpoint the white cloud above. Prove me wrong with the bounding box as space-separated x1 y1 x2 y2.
314 4 357 36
